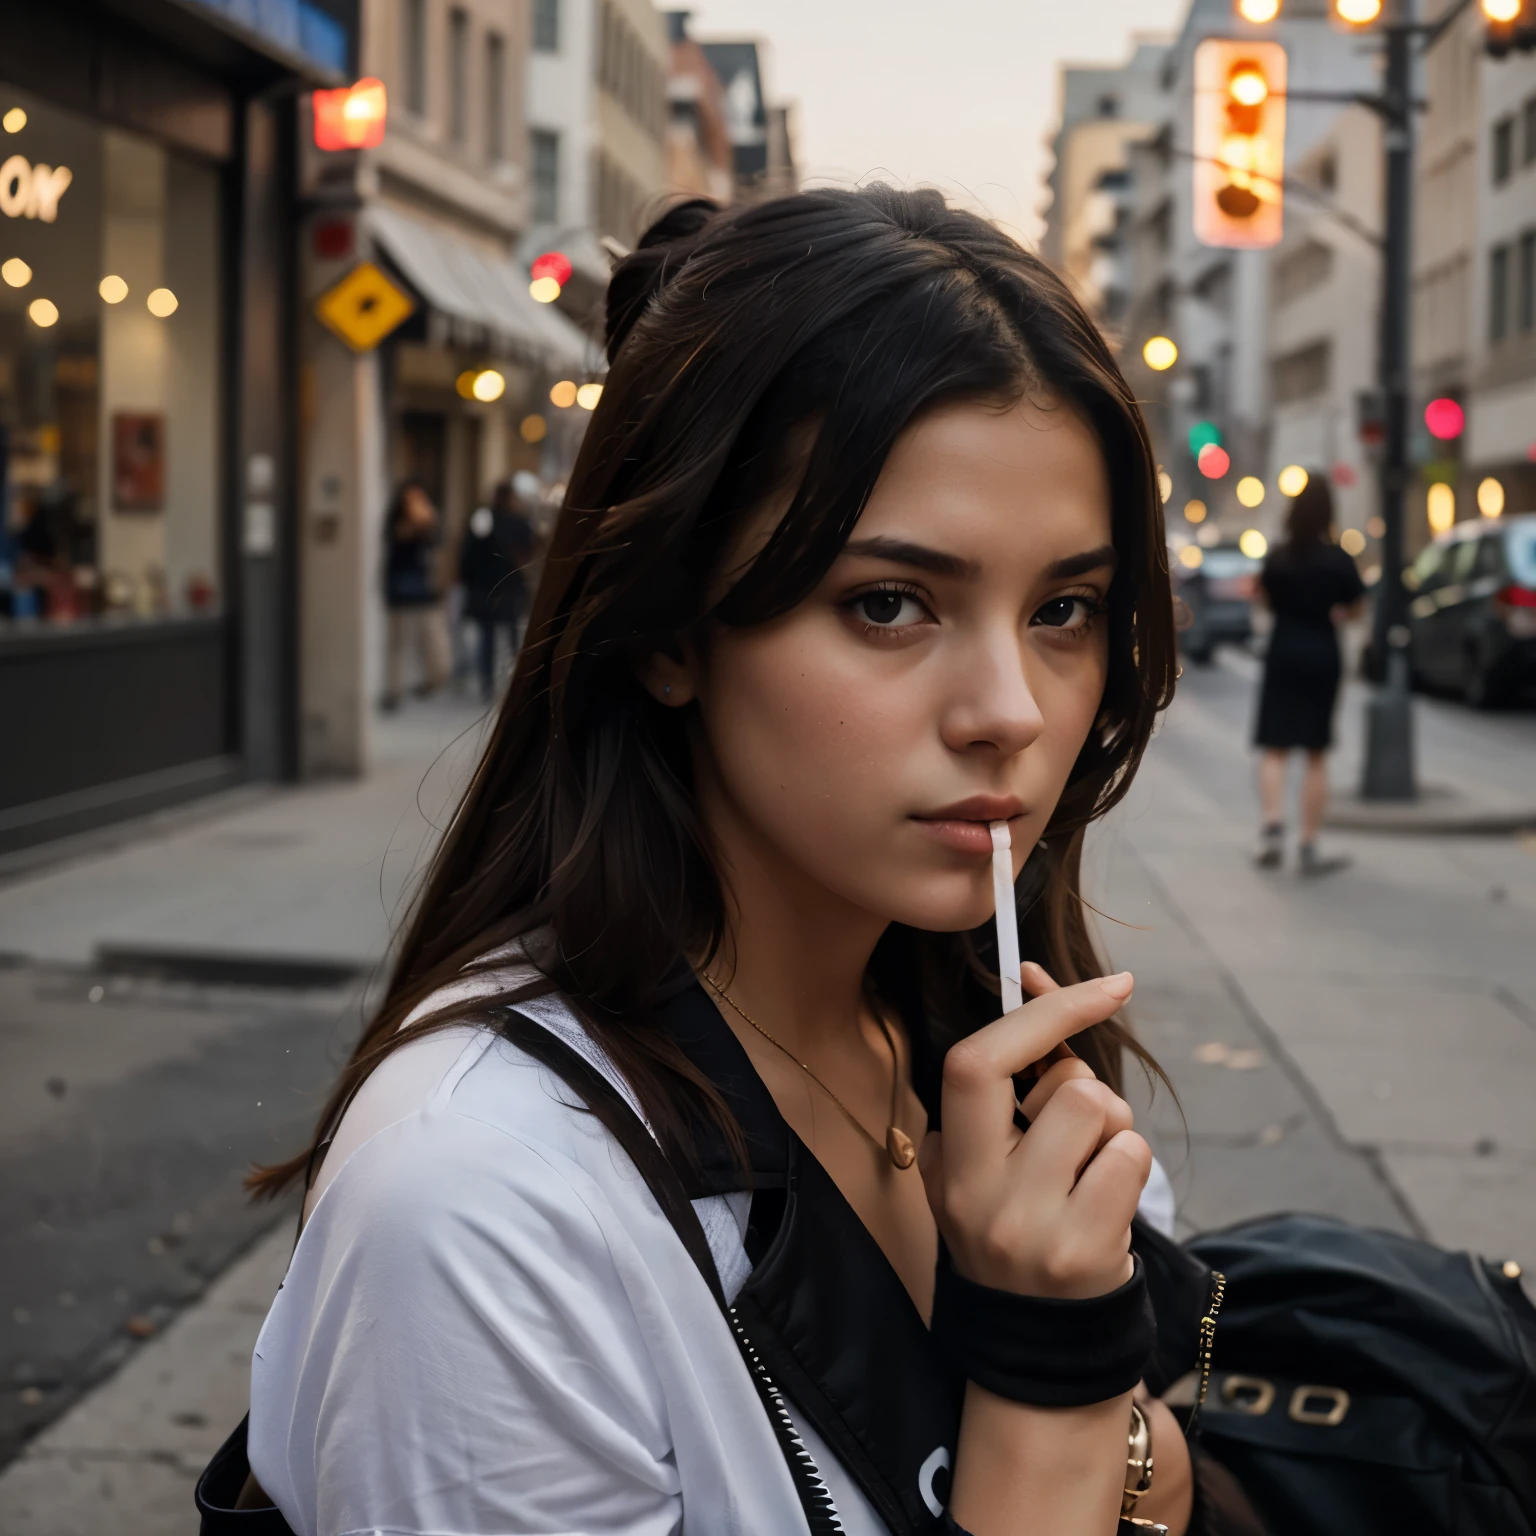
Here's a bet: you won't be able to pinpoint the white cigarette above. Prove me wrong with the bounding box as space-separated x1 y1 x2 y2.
990 821 1023 1015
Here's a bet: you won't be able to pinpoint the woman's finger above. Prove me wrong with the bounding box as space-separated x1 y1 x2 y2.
1018 1055 1095 1122
941 974 1133 1170
1067 1127 1152 1238
1014 1077 1134 1189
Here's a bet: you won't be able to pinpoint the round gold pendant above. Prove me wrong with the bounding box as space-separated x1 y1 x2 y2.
886 1125 917 1169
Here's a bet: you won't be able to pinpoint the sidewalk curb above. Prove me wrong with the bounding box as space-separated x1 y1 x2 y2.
1326 788 1536 835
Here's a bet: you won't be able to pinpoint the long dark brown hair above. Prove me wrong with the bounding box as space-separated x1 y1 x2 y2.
1279 476 1335 557
253 186 1176 1195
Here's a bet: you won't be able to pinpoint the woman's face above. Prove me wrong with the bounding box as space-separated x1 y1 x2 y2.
668 394 1117 935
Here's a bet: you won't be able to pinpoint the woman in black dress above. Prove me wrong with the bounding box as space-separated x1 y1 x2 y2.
1253 478 1364 875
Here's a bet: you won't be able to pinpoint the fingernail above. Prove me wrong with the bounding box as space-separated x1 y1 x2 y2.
1099 971 1133 1000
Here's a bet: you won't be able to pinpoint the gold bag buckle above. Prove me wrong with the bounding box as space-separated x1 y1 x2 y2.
1288 1384 1351 1426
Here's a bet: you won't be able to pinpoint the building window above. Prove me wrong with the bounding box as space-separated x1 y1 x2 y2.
402 0 426 115
1520 230 1536 333
1489 243 1510 343
1493 116 1514 185
533 0 560 52
486 32 506 161
0 88 224 634
1524 96 1536 167
448 9 469 142
531 129 560 224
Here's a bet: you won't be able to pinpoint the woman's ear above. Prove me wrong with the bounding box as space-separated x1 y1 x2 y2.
636 648 697 707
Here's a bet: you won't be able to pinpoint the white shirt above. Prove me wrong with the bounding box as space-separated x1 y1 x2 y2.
248 977 1176 1536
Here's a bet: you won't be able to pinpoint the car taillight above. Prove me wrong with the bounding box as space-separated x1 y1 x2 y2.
1495 584 1536 608
1495 584 1536 636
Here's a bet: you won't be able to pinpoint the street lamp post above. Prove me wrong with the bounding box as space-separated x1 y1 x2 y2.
1359 3 1418 801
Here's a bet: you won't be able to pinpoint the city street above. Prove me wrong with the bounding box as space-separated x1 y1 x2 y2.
1 668 1533 1531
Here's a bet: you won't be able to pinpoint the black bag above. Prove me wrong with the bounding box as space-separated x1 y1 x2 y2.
1185 1213 1536 1536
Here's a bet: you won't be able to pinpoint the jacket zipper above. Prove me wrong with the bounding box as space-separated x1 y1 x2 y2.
1184 1269 1227 1439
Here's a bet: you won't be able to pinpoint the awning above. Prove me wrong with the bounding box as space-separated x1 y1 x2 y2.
366 205 596 375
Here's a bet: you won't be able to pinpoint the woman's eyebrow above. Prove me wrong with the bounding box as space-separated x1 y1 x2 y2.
1046 545 1117 579
840 537 980 578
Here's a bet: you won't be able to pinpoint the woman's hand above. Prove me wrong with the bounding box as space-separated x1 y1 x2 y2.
920 965 1151 1300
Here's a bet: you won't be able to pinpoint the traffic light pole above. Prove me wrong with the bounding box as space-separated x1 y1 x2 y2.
1359 5 1418 801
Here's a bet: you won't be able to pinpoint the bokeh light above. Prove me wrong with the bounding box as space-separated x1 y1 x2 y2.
1238 0 1281 19
147 287 178 317
1424 397 1464 440
1366 515 1386 538
1198 522 1222 547
1188 421 1222 456
27 297 58 327
549 379 578 408
1482 0 1522 21
1277 464 1309 497
1340 527 1366 555
2 108 25 133
1229 66 1269 108
1179 544 1205 569
2 257 31 287
1477 477 1505 518
1142 335 1178 371
530 251 573 286
471 369 506 402
99 274 128 303
1197 443 1231 478
1335 0 1383 20
576 382 604 410
1427 482 1456 534
1158 468 1173 503
529 276 562 304
1236 475 1265 508
1184 498 1207 524
1239 529 1268 559
520 414 548 444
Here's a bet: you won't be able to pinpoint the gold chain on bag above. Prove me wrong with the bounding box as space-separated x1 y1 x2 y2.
1188 1270 1227 1432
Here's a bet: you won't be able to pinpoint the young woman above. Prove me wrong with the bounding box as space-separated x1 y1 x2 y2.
244 189 1244 1536
1252 478 1365 876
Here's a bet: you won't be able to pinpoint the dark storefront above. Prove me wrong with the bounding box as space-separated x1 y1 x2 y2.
0 0 354 854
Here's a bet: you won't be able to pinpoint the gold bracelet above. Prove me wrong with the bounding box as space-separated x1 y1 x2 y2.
1121 1400 1154 1516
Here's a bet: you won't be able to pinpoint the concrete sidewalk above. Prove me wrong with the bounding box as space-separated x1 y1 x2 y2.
0 696 491 974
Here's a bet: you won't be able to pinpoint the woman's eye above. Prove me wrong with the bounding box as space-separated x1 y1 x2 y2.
1033 595 1100 632
853 589 928 628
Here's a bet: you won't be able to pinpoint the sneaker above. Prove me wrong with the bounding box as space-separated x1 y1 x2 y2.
1298 843 1350 878
1253 825 1284 870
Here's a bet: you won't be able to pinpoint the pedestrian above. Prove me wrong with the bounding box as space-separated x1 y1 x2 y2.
457 478 534 701
234 190 1268 1536
381 479 451 710
1252 476 1365 875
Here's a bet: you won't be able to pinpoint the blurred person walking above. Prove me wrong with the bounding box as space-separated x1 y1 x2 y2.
458 479 535 702
1252 477 1365 875
382 479 451 711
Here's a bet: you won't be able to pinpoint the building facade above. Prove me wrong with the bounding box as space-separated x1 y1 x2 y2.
0 0 355 853
295 0 592 778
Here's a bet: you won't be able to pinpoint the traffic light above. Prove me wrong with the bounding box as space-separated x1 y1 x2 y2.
1482 0 1535 55
1192 39 1287 249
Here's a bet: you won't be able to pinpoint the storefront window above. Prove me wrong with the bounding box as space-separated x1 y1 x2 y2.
0 85 222 629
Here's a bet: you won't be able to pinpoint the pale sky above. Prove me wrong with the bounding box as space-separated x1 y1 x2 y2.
684 0 1188 243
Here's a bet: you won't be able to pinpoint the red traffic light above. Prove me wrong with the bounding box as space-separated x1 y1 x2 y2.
312 79 388 151
1198 443 1231 478
531 251 574 287
1424 397 1465 440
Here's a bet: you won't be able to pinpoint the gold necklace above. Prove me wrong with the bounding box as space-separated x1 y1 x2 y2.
701 973 918 1170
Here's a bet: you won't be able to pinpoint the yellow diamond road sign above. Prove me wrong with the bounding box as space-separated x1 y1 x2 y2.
315 261 415 352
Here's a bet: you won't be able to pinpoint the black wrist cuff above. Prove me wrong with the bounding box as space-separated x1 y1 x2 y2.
944 1518 1165 1535
930 1251 1156 1407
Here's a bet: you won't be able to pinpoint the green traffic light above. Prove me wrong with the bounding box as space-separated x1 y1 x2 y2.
1188 421 1222 456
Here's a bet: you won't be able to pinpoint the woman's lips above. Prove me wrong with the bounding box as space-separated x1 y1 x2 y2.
911 811 1025 856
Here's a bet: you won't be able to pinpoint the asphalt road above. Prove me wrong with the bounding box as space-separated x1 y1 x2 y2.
0 964 355 1468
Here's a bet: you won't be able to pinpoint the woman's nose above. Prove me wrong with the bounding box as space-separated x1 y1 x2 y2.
938 635 1045 757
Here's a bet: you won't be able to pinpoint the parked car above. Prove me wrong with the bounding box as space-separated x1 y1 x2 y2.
1404 512 1536 707
1173 543 1260 664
